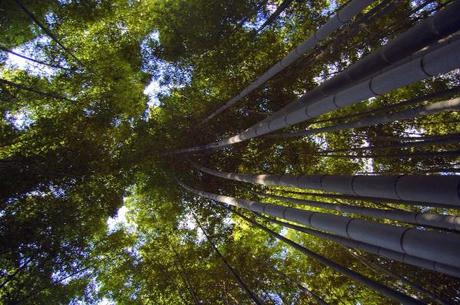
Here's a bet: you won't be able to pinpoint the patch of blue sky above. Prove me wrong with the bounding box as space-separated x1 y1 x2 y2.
140 31 192 109
51 264 93 285
309 134 328 150
44 11 58 29
178 208 206 243
313 62 341 84
71 279 115 305
105 204 143 262
143 78 162 108
49 184 66 197
97 298 115 305
271 244 289 260
410 0 437 12
57 0 74 4
242 11 269 31
356 138 374 174
321 0 338 16
107 205 136 234
3 35 65 79
4 108 33 130
263 292 284 305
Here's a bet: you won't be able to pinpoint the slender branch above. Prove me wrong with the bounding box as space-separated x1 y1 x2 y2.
271 265 328 305
0 257 32 290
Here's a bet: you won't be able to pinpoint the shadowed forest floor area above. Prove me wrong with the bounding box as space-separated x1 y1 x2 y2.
1 0 460 304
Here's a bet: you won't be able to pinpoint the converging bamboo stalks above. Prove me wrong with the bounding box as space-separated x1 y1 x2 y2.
255 0 460 127
269 97 460 139
178 182 460 270
200 0 374 124
176 1 460 153
5 0 460 303
193 163 460 207
225 207 425 305
254 192 460 231
250 211 460 278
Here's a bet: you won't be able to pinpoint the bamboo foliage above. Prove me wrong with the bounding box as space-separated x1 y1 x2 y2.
0 45 73 71
13 0 84 66
346 250 450 305
191 212 265 305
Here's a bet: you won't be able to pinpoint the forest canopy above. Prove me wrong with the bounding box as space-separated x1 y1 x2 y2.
1 0 460 304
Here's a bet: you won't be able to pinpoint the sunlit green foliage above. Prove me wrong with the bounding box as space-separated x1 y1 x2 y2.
1 0 459 304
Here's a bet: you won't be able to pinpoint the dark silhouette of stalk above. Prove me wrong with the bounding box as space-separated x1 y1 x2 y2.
0 45 73 71
14 0 85 67
256 0 295 33
0 257 32 290
191 211 265 305
169 244 202 305
0 78 73 102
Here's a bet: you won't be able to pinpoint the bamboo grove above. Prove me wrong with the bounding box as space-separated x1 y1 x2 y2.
1 0 460 304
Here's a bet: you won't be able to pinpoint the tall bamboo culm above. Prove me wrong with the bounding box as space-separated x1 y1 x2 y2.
175 2 460 153
226 207 425 305
200 0 375 124
256 192 460 231
193 163 460 207
178 182 460 270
